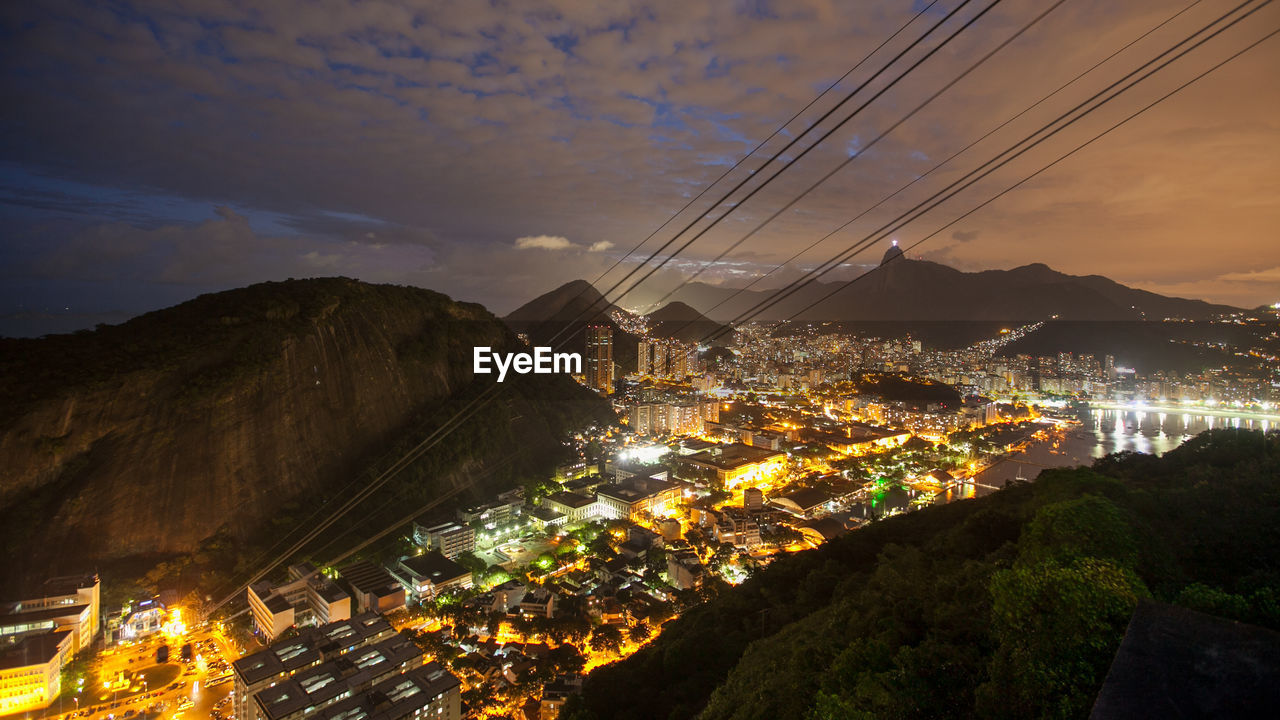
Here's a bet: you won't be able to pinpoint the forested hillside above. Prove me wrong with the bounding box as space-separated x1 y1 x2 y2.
565 429 1280 719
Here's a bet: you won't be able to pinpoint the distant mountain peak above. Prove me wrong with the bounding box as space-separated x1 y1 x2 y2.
881 241 905 266
645 301 705 322
644 301 730 344
503 279 614 324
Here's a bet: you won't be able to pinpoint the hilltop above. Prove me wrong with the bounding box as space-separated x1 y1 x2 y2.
0 277 612 590
644 301 731 344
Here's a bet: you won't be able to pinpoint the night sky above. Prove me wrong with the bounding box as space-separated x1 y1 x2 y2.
2 0 1277 336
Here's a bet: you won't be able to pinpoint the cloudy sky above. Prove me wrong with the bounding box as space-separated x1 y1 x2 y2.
2 0 1277 335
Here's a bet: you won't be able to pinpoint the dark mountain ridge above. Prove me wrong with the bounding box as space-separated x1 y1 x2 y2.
620 255 1238 324
644 301 731 344
0 278 611 589
504 279 619 324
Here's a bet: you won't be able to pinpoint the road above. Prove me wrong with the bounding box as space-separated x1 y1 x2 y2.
37 625 243 720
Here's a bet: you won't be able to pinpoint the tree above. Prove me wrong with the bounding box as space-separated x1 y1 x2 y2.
485 611 504 637
978 557 1149 719
455 551 486 574
628 622 652 643
762 526 803 548
589 625 624 655
547 644 586 675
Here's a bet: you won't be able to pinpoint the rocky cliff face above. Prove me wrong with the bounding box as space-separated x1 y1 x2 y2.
0 278 609 585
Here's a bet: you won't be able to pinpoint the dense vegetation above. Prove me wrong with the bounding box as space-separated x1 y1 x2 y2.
564 429 1280 719
853 372 963 408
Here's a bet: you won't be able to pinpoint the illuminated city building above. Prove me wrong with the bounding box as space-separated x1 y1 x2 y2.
412 520 476 559
1 574 99 652
595 477 681 523
542 491 600 524
637 339 698 380
772 488 834 519
0 629 75 716
517 588 558 619
247 584 295 641
712 510 762 548
683 443 787 490
111 598 166 644
247 563 352 640
585 325 614 395
629 399 720 436
337 562 406 614
666 549 704 590
389 552 473 602
0 574 100 714
234 613 459 720
526 506 568 531
457 495 523 529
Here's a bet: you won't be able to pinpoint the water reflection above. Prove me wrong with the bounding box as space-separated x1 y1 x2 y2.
978 409 1264 487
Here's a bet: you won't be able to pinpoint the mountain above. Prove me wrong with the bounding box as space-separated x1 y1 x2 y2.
0 278 612 589
564 430 1280 720
504 280 641 374
644 301 731 344
504 279 620 324
630 253 1238 323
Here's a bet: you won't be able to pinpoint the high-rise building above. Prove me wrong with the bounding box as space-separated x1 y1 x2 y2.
636 338 697 380
586 325 614 395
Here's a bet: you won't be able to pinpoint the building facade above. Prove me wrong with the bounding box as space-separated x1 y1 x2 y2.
0 629 75 716
585 325 614 395
413 521 476 560
247 564 351 640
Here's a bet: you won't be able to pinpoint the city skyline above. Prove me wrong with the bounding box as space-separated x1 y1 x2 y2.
2 0 1279 338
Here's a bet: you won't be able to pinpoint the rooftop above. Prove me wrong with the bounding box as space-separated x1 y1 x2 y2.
40 574 98 598
310 662 459 720
310 576 351 604
233 612 393 686
685 442 783 471
254 633 424 720
0 629 73 670
777 488 833 512
338 562 402 596
544 491 596 509
399 552 470 585
597 477 677 504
